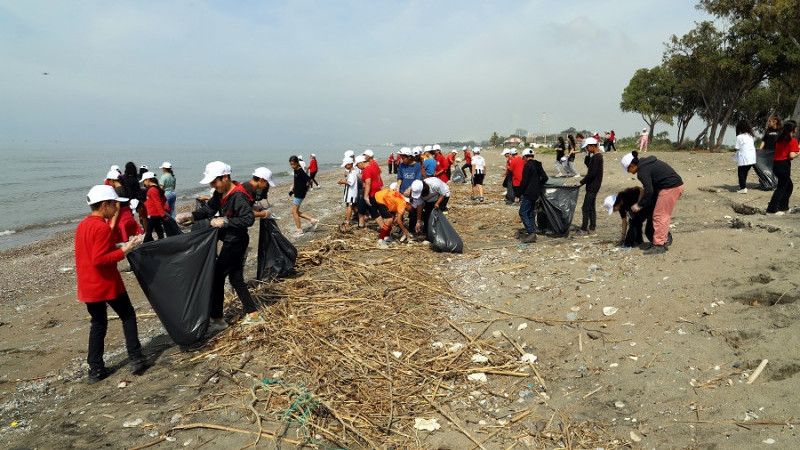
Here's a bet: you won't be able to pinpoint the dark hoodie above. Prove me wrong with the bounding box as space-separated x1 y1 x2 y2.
635 156 683 209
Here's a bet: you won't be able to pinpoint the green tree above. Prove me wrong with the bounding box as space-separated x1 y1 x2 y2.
489 132 499 147
620 66 676 143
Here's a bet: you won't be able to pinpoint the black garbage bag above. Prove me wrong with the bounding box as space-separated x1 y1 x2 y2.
162 215 183 237
451 167 465 183
754 148 777 191
127 228 219 346
427 209 463 253
257 218 298 280
190 199 211 231
537 184 580 236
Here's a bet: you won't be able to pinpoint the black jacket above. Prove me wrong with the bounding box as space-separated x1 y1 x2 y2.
580 153 603 192
192 183 255 243
636 156 683 209
519 159 549 200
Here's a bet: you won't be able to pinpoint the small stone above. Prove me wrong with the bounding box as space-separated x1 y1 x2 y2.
517 323 528 331
602 307 618 316
630 431 642 442
763 438 776 444
615 401 625 408
471 354 489 363
468 372 488 383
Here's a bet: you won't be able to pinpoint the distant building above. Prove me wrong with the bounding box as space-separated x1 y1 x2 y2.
515 128 528 138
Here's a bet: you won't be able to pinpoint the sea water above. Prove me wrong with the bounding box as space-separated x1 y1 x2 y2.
0 143 398 250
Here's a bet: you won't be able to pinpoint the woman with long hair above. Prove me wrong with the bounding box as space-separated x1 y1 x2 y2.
766 120 799 214
566 135 578 177
158 162 177 218
733 119 756 193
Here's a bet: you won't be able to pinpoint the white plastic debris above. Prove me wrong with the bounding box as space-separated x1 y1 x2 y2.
520 353 537 364
468 372 488 383
615 401 625 408
117 381 128 388
431 341 444 349
471 354 489 363
763 438 776 444
447 343 464 353
517 323 528 331
122 418 143 428
491 331 502 338
630 431 642 442
392 351 402 359
602 307 619 316
413 418 441 431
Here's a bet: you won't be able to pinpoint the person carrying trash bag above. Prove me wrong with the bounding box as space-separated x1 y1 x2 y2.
517 148 549 243
176 161 263 329
405 178 450 238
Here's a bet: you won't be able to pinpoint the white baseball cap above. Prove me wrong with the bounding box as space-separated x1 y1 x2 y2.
603 195 617 216
253 167 276 186
410 180 424 199
200 161 232 184
412 146 422 156
462 146 467 150
298 154 304 160
620 152 635 172
341 157 354 167
139 171 157 182
363 149 374 157
159 161 172 169
344 150 355 158
433 144 442 151
105 170 120 180
473 147 481 153
424 145 433 153
581 137 599 148
502 149 511 155
110 165 121 172
522 148 534 156
398 147 412 156
310 153 316 157
87 184 127 205
140 164 148 170
510 148 518 155
451 149 458 153
354 155 367 165
389 182 398 191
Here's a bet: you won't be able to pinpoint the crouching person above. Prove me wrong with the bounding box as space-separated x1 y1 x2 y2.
76 185 147 384
374 187 413 247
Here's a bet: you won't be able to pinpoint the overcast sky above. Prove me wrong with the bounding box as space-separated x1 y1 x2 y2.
1 1 711 150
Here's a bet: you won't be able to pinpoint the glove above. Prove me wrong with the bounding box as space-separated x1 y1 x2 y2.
175 212 192 222
210 217 226 228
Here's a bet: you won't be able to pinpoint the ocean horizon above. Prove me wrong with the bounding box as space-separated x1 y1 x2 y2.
0 143 400 251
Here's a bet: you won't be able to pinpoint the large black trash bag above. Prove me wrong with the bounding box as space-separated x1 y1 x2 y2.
537 184 580 236
190 199 211 231
127 228 219 346
427 209 463 253
257 218 298 280
754 148 777 191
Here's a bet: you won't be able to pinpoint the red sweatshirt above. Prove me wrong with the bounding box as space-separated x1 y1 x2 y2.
144 185 168 217
74 214 126 302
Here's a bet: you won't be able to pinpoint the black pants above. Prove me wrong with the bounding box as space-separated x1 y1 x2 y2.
143 215 165 242
624 210 654 247
309 171 319 186
737 164 754 189
212 236 257 319
86 291 142 371
581 190 598 231
767 160 793 212
462 163 472 176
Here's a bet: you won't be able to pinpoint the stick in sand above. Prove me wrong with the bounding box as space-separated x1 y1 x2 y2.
746 359 768 384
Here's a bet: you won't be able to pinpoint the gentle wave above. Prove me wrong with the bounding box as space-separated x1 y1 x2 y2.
0 229 17 237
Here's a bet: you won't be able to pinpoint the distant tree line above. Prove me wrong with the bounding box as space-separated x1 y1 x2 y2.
620 0 800 150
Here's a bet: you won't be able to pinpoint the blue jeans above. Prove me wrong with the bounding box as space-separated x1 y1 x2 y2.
165 191 177 218
519 197 537 234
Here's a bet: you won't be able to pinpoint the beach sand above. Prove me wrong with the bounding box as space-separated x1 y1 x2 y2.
1 149 799 448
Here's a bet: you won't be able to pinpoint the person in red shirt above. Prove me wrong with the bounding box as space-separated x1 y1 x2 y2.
140 171 175 242
508 149 526 201
461 146 472 177
766 120 799 214
433 144 450 183
387 153 395 174
308 153 320 189
357 154 385 228
75 185 147 384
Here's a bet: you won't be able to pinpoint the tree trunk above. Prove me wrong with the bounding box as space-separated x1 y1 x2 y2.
694 125 709 149
714 103 738 150
708 121 718 151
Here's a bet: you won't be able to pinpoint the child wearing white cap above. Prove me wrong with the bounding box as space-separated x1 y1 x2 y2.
158 162 176 218
75 186 147 384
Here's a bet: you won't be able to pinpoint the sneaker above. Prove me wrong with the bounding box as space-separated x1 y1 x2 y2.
587 229 598 237
310 219 319 231
775 211 785 216
737 188 748 194
208 319 229 333
377 239 389 248
240 314 265 326
644 244 667 255
291 229 305 238
639 242 653 250
130 356 149 375
87 367 110 385
520 233 537 243
470 196 476 201
479 197 484 202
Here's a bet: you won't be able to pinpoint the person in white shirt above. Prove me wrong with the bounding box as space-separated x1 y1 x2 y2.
733 119 757 194
406 178 450 234
337 157 358 229
470 147 486 202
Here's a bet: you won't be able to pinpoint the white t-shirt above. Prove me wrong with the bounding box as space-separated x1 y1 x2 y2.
344 169 358 203
472 155 486 174
412 177 450 207
734 133 756 166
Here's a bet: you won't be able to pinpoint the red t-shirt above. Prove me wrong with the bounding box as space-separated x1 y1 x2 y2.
362 162 384 197
509 155 525 186
75 214 126 303
464 151 472 164
435 153 450 183
774 137 798 161
144 186 168 217
309 158 318 173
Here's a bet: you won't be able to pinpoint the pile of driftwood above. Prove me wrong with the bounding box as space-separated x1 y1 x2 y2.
167 233 627 449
